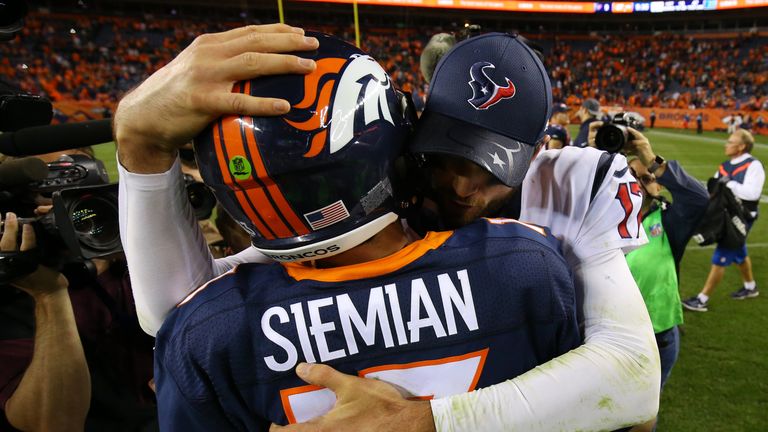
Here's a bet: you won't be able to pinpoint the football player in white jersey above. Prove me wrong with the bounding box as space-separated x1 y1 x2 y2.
275 36 658 432
115 25 658 431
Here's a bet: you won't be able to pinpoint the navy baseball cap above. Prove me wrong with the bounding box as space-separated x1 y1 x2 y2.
552 102 569 114
582 98 601 116
545 124 568 143
411 32 552 188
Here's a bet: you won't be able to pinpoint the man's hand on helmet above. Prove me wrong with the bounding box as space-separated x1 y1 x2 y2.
115 23 318 174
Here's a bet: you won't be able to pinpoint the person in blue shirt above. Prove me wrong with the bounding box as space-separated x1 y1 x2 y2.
573 98 601 147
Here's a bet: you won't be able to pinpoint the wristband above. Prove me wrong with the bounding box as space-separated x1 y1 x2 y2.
647 155 665 175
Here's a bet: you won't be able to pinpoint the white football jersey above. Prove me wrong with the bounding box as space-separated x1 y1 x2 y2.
521 146 647 267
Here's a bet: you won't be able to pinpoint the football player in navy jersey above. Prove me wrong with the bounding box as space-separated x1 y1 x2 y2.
115 25 659 431
144 33 581 431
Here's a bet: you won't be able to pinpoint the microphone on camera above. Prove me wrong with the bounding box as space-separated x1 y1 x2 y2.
0 119 113 157
0 157 48 187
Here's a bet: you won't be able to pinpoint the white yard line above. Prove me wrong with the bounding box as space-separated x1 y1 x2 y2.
646 130 768 149
686 242 768 251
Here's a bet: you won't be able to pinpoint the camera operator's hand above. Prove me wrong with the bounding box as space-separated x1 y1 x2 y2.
1 214 87 432
622 128 666 176
587 121 603 148
1 212 68 297
115 24 319 174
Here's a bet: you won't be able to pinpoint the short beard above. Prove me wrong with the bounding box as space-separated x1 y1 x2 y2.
439 187 517 230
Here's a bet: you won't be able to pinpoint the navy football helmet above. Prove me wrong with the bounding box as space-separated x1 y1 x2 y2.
194 33 414 262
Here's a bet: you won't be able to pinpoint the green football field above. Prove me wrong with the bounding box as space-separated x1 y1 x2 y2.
93 127 767 430
632 128 768 431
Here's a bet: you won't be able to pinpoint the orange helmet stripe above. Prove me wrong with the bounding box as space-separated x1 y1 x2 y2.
218 113 294 238
240 80 310 236
231 81 309 238
212 118 275 240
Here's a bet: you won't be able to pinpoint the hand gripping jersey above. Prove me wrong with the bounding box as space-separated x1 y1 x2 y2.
521 146 648 268
154 219 580 431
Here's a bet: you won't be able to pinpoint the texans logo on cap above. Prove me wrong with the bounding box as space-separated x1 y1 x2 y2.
467 62 516 110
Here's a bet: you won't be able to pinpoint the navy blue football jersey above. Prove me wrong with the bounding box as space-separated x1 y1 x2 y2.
155 219 580 431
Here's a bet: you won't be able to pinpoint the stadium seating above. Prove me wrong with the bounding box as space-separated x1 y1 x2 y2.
1 11 766 129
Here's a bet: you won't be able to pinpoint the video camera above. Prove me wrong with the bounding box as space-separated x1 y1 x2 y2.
1 151 217 264
0 2 215 269
595 112 644 154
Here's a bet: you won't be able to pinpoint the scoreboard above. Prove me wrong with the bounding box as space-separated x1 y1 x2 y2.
296 0 768 13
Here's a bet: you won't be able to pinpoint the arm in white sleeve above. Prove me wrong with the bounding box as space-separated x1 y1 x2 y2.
118 155 269 336
430 249 660 432
726 159 765 202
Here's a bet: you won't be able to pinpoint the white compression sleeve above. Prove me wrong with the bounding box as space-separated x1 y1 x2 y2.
118 155 216 335
430 249 660 432
118 155 271 336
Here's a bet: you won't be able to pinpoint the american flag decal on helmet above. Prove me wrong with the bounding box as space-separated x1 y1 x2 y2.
304 200 350 231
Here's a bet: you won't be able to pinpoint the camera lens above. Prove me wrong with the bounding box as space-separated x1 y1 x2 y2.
186 182 216 220
70 195 120 251
595 124 628 154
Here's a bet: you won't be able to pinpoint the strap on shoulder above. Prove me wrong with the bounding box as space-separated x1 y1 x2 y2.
590 152 616 203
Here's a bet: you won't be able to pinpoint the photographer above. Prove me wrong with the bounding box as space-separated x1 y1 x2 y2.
587 121 709 432
0 212 89 432
0 151 157 432
573 98 602 147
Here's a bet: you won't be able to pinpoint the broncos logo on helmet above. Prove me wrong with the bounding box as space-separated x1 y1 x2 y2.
467 61 516 110
286 54 397 158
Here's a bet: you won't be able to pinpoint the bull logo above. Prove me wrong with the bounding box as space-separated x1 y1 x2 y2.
467 62 516 110
286 55 395 158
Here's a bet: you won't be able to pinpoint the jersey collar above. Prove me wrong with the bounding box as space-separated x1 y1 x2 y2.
730 153 752 164
283 231 453 282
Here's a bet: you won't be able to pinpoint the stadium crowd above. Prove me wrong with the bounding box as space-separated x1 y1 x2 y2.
547 33 768 112
2 12 768 124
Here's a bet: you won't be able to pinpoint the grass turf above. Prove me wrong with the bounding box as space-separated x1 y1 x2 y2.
94 127 768 430
638 128 768 431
